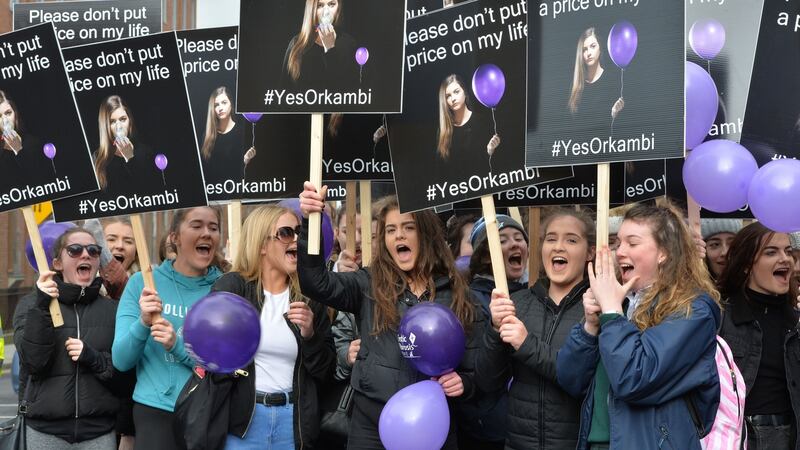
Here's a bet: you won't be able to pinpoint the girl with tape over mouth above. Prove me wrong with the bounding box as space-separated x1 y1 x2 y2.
210 205 335 449
93 95 161 194
281 0 358 92
473 208 596 450
717 223 800 450
298 182 480 450
16 227 120 448
113 207 224 450
436 74 500 164
557 202 721 450
200 86 255 185
568 27 625 124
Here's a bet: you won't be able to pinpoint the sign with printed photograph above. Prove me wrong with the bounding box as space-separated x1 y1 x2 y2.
0 24 98 214
237 0 407 113
53 32 208 221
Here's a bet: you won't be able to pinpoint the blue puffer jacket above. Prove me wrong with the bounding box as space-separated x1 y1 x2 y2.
556 293 721 450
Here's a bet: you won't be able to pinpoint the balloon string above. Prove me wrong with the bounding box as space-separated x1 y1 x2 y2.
620 68 624 99
489 154 493 173
707 60 711 74
252 123 256 148
359 66 363 84
51 160 57 176
491 108 498 135
161 172 166 186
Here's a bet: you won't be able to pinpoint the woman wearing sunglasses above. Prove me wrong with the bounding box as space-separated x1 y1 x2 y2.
211 205 334 449
16 227 120 449
113 206 224 449
298 184 478 450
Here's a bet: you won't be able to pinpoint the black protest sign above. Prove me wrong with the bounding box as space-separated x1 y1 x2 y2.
324 181 396 202
686 0 764 144
178 27 309 202
526 0 684 167
407 0 446 19
322 114 392 182
53 32 207 221
740 1 800 164
492 164 625 207
14 0 161 48
387 0 572 212
0 24 97 214
237 0 406 114
622 159 667 204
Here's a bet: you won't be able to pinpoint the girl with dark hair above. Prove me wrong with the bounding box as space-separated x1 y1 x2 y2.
16 227 119 449
298 182 479 450
717 222 800 450
93 95 160 193
557 202 721 450
113 207 223 450
475 208 596 449
200 86 254 183
281 0 358 91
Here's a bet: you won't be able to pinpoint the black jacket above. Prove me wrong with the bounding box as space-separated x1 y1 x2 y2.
211 272 335 450
719 290 800 449
14 276 119 443
475 278 588 450
297 222 481 405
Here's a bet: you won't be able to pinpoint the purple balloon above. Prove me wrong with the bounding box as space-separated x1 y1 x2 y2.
25 221 77 271
277 198 334 261
607 21 638 69
455 255 470 274
683 139 758 213
685 61 719 150
243 113 263 123
748 159 800 233
43 143 56 160
689 19 726 61
154 154 168 171
183 291 261 373
355 47 369 66
398 302 465 377
379 380 450 450
471 64 506 109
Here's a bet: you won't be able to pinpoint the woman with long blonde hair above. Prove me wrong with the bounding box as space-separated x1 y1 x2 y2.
557 202 721 450
281 0 358 90
200 86 254 183
436 74 500 161
213 205 335 450
93 95 159 192
567 27 624 121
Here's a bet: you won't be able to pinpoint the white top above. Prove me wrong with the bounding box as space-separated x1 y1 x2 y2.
254 288 298 393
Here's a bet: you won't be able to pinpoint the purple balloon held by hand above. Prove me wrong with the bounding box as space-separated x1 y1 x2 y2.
398 302 465 377
154 153 168 186
243 113 262 123
689 19 726 61
43 143 57 175
607 21 638 69
379 381 450 450
355 47 369 83
472 64 506 109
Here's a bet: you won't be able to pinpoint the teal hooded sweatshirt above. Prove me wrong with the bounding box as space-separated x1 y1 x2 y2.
112 259 222 412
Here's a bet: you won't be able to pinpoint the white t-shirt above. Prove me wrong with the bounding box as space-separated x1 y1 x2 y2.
255 288 298 393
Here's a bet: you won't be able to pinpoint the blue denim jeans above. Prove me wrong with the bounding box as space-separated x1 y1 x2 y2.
225 402 295 450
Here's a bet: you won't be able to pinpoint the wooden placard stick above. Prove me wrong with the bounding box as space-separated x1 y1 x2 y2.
508 206 523 226
596 164 610 249
227 200 242 265
345 181 358 255
21 206 64 327
528 207 541 288
480 195 509 295
359 180 372 266
308 114 324 255
130 214 159 320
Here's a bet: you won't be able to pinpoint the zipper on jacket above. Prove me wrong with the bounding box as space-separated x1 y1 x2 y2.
73 303 82 441
658 425 674 449
538 295 573 449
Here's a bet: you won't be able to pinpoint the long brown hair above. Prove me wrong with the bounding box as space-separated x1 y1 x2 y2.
624 202 720 330
436 74 471 159
568 27 598 115
287 0 342 81
369 196 473 334
95 95 135 189
201 86 232 160
717 222 798 304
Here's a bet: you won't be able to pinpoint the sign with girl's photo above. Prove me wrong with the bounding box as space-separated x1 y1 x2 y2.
387 0 572 212
53 32 208 221
179 26 309 202
526 0 684 167
236 0 407 113
0 24 98 214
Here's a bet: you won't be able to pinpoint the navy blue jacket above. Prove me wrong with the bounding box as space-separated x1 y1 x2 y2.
556 293 721 450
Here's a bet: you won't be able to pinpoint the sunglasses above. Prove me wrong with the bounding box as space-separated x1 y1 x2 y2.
65 243 102 258
272 226 302 244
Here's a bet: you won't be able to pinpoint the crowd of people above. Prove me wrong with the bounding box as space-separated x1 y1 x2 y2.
9 187 800 450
